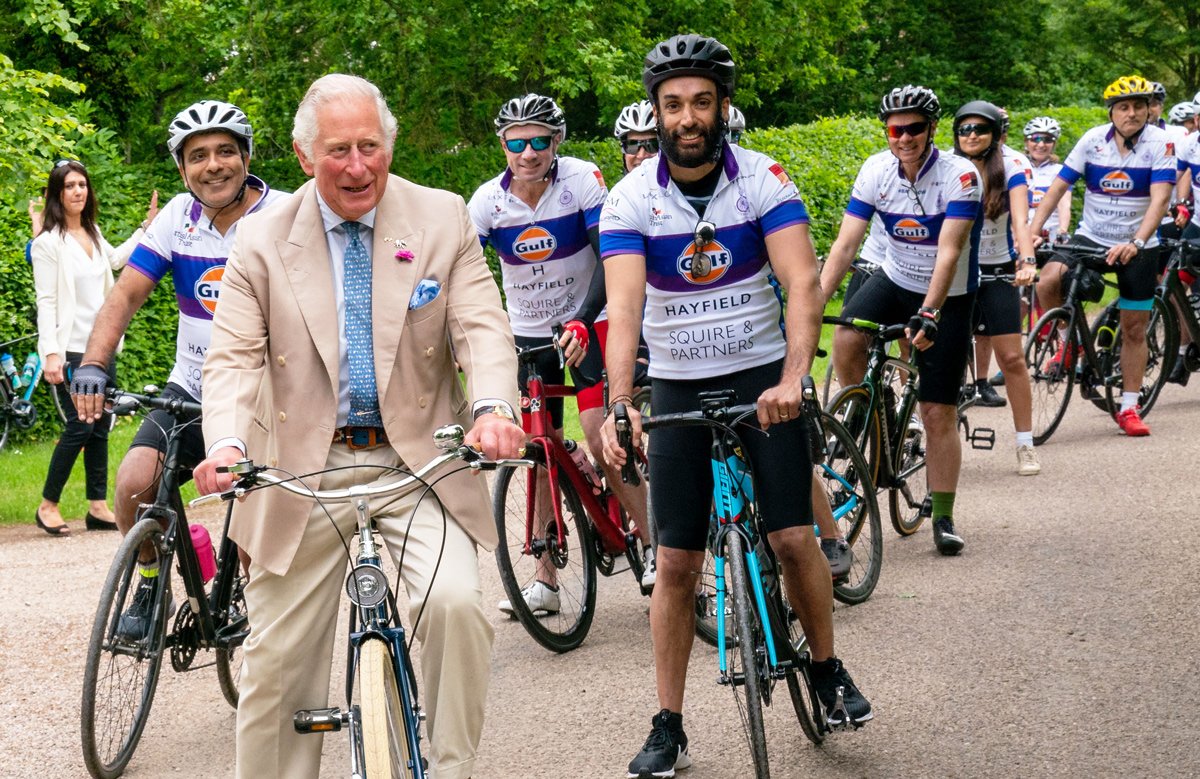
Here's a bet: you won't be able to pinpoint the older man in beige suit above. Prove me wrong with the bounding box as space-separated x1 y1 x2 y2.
193 73 523 779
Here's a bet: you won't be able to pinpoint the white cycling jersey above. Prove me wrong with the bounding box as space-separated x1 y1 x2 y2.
467 156 607 337
599 143 807 380
951 146 1031 265
845 147 982 295
1179 133 1200 229
1160 122 1191 222
1058 122 1177 248
126 175 287 400
1027 158 1069 239
857 216 888 267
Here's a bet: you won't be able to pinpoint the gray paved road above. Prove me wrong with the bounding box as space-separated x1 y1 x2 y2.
2 388 1198 778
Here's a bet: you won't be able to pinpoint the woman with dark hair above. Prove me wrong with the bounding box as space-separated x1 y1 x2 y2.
953 102 1041 476
29 159 157 536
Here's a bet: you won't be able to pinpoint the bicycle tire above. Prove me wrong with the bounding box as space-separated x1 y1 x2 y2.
1025 308 1076 445
825 385 881 484
889 390 928 536
81 518 171 779
820 412 882 605
694 515 730 649
765 585 823 746
214 567 248 708
493 455 597 653
1101 296 1176 419
360 637 415 779
723 531 770 779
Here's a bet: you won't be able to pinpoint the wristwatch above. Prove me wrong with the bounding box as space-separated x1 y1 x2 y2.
1021 256 1037 266
475 404 516 424
1132 238 1146 250
918 306 941 323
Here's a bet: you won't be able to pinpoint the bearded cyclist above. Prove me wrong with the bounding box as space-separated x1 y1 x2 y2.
468 94 655 606
821 85 981 556
70 101 289 639
1031 76 1175 436
601 34 871 777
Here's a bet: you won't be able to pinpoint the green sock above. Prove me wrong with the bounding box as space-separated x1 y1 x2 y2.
930 491 955 520
138 559 159 578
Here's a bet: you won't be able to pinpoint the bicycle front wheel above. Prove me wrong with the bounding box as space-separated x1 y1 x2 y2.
826 385 881 484
723 531 770 779
1101 296 1176 419
1025 308 1075 445
81 518 171 779
360 637 416 779
889 392 928 536
820 412 882 605
493 454 597 653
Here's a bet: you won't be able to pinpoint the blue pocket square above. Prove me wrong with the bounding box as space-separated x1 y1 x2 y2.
409 279 440 309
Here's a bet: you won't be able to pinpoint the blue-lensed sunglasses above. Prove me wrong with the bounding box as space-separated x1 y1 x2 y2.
504 135 554 153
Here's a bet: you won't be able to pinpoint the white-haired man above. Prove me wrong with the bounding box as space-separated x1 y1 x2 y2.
193 73 523 779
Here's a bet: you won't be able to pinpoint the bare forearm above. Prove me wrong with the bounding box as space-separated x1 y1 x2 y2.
782 277 821 380
924 221 972 309
604 308 642 402
1136 186 1172 243
82 279 152 366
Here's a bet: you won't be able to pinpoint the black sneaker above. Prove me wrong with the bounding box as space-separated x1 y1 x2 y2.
988 371 1005 387
932 517 964 556
116 574 175 642
627 709 691 778
809 657 873 728
1168 359 1190 386
821 537 853 579
974 379 1007 407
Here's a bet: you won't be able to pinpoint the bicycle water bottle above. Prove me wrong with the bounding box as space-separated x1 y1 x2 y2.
190 524 218 583
564 439 603 495
1 353 19 389
20 353 38 387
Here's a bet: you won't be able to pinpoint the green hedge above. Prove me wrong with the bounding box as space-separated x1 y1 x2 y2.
0 106 1109 442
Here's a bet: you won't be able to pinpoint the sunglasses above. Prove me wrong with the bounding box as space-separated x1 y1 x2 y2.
885 121 930 139
956 123 993 137
1026 135 1056 145
504 135 554 153
621 138 660 155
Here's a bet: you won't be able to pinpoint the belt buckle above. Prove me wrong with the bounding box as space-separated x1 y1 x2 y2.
346 428 371 451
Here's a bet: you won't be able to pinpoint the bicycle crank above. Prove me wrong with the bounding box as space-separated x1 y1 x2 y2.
169 602 200 671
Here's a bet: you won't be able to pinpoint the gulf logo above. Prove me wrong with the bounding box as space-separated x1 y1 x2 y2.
194 265 224 315
1100 171 1134 194
892 218 929 242
512 226 557 262
677 240 733 284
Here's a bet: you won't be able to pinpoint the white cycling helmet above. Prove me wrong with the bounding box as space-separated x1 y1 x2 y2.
727 105 746 132
167 100 254 160
1022 116 1062 140
613 100 657 139
1169 102 1197 125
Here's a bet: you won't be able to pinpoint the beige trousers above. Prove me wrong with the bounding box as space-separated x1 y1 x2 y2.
235 443 493 779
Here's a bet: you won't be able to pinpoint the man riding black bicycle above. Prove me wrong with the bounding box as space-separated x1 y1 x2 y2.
599 34 871 779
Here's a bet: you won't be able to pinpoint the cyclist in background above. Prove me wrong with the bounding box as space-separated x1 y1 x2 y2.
820 84 981 556
952 102 1040 475
1024 117 1072 245
1169 102 1197 135
601 34 871 778
468 94 655 606
1169 109 1200 384
71 100 288 638
1150 83 1191 245
727 105 746 144
1030 76 1176 437
615 100 659 174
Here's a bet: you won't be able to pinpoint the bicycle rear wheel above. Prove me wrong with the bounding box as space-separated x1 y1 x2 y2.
493 453 597 653
214 567 248 708
1025 308 1075 445
1101 296 1176 419
694 514 731 648
820 412 882 605
889 390 928 536
767 587 824 746
825 385 881 484
359 637 416 779
81 518 171 779
722 531 770 779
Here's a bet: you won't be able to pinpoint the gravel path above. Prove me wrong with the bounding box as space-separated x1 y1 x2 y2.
2 388 1198 778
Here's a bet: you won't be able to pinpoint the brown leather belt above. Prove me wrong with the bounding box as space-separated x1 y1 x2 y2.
332 426 389 450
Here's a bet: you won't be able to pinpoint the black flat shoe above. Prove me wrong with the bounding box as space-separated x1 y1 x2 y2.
86 513 119 531
36 508 70 537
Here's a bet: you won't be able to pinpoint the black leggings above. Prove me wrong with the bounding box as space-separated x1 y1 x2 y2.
42 353 116 503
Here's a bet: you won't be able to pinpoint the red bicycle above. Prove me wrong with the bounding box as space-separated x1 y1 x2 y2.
491 336 652 653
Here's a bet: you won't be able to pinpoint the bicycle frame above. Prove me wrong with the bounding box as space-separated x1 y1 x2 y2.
853 332 921 490
1160 243 1200 346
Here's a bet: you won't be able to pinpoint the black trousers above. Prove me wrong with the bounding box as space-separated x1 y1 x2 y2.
42 353 116 503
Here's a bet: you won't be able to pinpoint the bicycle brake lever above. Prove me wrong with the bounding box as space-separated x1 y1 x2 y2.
613 403 641 487
551 323 566 370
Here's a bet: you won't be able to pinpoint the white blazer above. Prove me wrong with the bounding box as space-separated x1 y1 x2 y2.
31 226 142 363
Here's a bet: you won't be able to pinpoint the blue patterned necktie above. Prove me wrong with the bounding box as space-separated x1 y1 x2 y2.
341 221 381 427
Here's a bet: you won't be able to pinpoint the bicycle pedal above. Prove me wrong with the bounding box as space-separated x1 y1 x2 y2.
824 686 852 730
968 427 995 450
294 707 347 734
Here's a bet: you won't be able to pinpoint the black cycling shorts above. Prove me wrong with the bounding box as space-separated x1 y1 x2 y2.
128 382 206 482
975 261 1022 337
648 359 814 553
514 325 606 431
840 272 976 406
1047 234 1158 309
841 262 877 311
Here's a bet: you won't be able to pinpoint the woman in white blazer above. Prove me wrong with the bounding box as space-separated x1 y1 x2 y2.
30 160 157 536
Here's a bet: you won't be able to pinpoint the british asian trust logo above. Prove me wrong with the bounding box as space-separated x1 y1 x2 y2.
892 218 930 242
512 226 558 262
677 239 733 284
195 265 223 315
1099 170 1134 195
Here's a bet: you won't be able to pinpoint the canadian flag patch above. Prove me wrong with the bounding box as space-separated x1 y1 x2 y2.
594 170 607 188
769 163 792 186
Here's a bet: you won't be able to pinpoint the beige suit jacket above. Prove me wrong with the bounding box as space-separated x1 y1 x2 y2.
202 175 518 576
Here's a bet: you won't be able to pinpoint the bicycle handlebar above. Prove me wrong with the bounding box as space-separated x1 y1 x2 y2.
108 387 203 418
1035 243 1109 260
822 315 909 342
188 424 534 507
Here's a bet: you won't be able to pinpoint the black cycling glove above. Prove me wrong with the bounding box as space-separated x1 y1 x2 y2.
906 313 938 343
70 363 109 397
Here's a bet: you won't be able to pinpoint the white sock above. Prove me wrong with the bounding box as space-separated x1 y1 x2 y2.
1016 431 1034 448
1121 391 1139 413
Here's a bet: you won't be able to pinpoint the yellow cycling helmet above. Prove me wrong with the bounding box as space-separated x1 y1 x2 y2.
1103 76 1155 107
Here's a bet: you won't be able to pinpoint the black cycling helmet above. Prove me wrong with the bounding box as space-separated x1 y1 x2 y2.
953 101 1004 159
642 34 736 101
494 93 567 140
879 85 941 122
